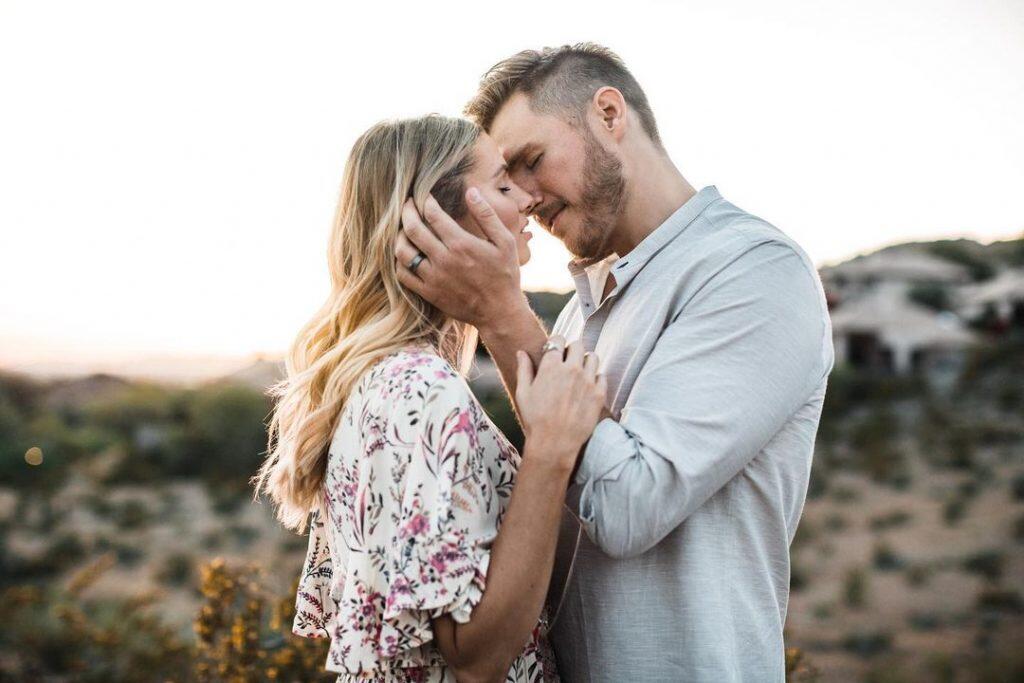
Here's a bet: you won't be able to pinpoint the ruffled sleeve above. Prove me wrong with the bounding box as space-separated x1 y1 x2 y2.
292 506 339 640
371 366 498 660
295 352 516 676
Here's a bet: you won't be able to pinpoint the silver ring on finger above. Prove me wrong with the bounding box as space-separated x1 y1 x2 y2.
407 252 427 274
541 339 563 354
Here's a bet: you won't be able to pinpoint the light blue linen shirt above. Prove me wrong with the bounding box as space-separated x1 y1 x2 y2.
546 186 834 682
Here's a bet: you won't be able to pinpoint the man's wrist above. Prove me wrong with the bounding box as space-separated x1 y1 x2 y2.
476 292 533 341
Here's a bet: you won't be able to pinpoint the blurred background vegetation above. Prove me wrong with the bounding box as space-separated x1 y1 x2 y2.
1 239 1023 682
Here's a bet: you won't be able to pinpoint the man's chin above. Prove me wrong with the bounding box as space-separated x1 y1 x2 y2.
566 236 613 263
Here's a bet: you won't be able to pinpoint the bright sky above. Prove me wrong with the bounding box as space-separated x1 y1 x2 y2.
2 0 1022 366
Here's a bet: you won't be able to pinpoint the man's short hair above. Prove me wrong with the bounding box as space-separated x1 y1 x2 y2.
464 43 662 146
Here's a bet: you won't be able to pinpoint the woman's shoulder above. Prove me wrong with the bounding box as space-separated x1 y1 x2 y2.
362 347 472 412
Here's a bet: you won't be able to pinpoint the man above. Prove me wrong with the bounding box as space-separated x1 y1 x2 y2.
394 43 834 682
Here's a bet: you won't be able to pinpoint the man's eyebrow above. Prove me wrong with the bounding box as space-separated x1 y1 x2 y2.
491 163 508 180
504 144 534 170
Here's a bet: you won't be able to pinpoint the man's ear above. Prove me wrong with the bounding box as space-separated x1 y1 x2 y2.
592 87 627 142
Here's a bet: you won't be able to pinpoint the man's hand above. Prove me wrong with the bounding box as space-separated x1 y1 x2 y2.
395 188 526 330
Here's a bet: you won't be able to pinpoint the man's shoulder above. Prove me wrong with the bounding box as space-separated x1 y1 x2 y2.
697 207 818 285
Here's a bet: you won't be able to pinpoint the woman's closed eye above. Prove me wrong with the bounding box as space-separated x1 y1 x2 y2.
527 153 543 171
499 185 512 194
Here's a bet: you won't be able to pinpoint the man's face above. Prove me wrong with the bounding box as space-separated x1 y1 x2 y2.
489 93 626 261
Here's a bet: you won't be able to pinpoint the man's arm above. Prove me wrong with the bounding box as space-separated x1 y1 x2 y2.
571 240 829 559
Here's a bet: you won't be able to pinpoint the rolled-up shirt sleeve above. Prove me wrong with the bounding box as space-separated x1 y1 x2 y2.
570 240 830 559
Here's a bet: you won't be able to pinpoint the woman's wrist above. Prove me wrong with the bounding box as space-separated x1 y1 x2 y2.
523 434 583 477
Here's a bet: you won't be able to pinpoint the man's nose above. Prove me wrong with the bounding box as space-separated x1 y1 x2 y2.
523 189 543 215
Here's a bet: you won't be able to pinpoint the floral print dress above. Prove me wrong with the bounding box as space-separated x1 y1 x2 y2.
292 348 559 682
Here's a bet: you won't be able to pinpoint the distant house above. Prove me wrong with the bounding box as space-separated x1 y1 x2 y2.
820 246 970 301
829 282 976 376
956 269 1024 328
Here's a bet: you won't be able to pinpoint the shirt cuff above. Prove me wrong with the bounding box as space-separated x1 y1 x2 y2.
571 418 636 524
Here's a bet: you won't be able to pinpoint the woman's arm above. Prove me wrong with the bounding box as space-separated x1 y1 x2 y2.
432 443 574 682
432 340 606 683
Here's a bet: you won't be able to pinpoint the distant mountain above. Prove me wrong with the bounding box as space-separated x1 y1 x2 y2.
212 357 286 391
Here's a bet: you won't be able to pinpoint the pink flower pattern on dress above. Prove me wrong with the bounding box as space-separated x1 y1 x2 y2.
292 349 558 683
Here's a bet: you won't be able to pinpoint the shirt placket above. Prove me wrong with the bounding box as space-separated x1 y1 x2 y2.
575 267 625 353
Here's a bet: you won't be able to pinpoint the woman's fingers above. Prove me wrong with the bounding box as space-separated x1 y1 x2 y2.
515 350 534 394
583 351 599 379
565 341 585 367
538 335 566 373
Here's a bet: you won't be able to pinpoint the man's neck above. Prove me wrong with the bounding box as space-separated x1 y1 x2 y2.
609 151 696 257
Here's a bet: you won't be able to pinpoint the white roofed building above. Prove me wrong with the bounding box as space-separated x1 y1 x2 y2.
830 282 976 376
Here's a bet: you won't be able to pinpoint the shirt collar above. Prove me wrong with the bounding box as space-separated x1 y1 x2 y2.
566 185 723 292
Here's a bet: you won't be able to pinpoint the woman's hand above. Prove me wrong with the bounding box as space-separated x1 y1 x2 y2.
514 336 608 470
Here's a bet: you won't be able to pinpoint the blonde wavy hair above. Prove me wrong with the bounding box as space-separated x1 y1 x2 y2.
251 115 482 532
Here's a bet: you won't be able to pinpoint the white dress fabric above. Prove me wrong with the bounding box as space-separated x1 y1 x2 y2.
292 348 558 682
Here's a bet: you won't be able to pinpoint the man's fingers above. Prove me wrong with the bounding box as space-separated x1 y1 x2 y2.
422 194 471 245
400 198 446 259
395 236 433 276
583 351 599 379
396 261 429 297
465 187 516 249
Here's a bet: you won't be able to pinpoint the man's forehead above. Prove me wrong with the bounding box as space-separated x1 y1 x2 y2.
490 95 548 163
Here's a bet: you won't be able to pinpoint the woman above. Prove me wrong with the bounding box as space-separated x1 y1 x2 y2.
252 115 606 682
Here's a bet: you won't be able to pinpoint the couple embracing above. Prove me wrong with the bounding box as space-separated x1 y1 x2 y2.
253 43 834 683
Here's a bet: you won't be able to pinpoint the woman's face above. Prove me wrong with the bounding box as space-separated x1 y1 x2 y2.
458 132 537 265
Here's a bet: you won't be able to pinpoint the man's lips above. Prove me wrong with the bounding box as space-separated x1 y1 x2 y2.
538 205 565 234
552 207 568 236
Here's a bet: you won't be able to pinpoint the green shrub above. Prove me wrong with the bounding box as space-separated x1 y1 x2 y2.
905 564 931 588
823 513 848 531
0 558 191 681
869 510 912 531
1012 474 1024 502
156 552 194 587
976 588 1024 614
943 498 967 526
841 630 892 657
843 567 869 608
872 542 904 571
226 524 260 548
961 550 1004 582
113 500 151 531
907 611 941 631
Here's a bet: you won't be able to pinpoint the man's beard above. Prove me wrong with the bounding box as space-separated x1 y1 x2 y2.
564 127 627 261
